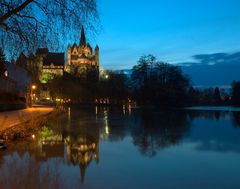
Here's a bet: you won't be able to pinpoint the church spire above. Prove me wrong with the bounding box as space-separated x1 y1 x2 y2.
80 26 86 46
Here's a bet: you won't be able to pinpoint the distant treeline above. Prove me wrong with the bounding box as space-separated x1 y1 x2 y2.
47 54 240 107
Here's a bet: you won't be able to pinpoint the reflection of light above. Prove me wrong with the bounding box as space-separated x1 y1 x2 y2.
104 109 110 135
95 106 98 115
128 104 132 115
123 105 126 115
105 125 109 135
68 107 71 120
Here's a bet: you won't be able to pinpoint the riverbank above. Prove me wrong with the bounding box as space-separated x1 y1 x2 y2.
0 106 54 131
0 106 63 148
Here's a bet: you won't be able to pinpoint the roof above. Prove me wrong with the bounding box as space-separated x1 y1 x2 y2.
43 53 64 66
80 26 86 46
36 48 49 55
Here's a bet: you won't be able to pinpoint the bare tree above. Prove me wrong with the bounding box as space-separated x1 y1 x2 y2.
0 0 99 57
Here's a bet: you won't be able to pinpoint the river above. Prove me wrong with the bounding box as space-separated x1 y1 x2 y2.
0 106 240 189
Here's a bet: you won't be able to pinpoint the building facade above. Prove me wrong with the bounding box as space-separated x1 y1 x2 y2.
16 48 65 84
35 48 65 78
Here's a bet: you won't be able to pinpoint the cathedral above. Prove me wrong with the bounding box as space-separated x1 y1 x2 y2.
66 26 99 80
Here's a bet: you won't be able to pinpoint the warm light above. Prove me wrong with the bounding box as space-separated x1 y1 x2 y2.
32 85 36 90
95 106 98 115
32 134 35 139
105 75 109 79
46 97 50 100
68 107 71 120
123 105 126 115
4 71 8 77
105 125 109 135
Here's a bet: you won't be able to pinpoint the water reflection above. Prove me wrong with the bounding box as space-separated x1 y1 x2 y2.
185 110 240 154
64 126 99 183
232 111 240 128
0 107 240 189
131 110 190 157
187 109 230 121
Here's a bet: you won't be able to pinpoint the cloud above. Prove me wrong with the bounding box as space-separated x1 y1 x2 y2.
179 52 240 86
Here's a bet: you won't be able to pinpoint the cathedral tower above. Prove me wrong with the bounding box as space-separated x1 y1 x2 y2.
66 26 99 80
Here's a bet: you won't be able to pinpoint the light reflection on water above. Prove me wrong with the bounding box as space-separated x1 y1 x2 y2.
0 107 240 189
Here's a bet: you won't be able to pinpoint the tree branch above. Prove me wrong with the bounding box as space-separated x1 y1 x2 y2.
0 0 34 25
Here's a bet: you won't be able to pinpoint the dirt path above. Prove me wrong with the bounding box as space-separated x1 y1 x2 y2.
0 106 54 131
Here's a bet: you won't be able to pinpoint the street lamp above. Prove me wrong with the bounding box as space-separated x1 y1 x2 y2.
31 84 37 106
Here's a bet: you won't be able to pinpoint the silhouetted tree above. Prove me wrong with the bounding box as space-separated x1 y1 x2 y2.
86 67 99 83
131 55 157 104
187 87 201 105
97 70 129 104
131 110 189 157
232 112 240 128
48 76 93 103
201 88 214 105
0 0 99 56
213 87 221 105
131 54 190 107
0 48 6 76
232 81 240 106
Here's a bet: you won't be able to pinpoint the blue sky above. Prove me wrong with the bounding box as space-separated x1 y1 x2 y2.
91 0 240 69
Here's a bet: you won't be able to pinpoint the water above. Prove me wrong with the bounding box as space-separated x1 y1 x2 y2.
0 106 240 189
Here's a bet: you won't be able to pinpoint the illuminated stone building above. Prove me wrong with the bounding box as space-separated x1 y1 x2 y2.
16 26 99 82
16 48 64 84
66 26 99 80
36 48 65 77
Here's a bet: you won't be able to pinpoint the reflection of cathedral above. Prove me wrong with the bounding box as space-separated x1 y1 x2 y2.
0 121 101 184
38 124 100 183
64 133 99 182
